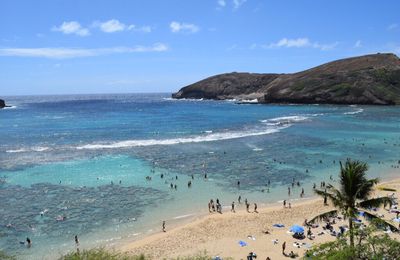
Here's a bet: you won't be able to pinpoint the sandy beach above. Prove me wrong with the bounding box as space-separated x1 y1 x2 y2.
119 177 400 259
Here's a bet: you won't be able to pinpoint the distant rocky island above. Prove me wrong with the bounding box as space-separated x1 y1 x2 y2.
172 53 400 105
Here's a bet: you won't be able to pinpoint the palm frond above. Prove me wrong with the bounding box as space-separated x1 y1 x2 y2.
356 178 379 200
361 210 399 232
309 210 338 223
358 197 393 209
339 159 370 200
314 188 344 209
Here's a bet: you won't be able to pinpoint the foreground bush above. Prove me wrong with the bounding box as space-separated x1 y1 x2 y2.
172 250 232 260
58 248 146 260
59 248 227 260
304 227 400 259
0 250 16 260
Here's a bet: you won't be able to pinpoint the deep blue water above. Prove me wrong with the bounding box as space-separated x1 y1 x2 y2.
1 93 400 259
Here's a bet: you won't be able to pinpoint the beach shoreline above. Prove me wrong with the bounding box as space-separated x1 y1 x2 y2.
116 173 400 259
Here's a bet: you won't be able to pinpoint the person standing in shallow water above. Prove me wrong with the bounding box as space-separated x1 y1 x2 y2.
75 235 80 254
231 202 235 212
26 237 31 248
254 203 258 213
162 221 166 232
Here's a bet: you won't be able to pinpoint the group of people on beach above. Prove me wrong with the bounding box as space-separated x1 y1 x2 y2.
207 196 261 214
208 199 222 213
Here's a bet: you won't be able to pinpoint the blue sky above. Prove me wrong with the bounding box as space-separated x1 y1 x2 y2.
0 0 399 95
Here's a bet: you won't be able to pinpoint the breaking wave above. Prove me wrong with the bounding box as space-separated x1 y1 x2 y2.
2 105 17 110
76 115 311 150
76 127 284 150
163 97 204 102
260 115 310 126
6 114 312 152
6 146 50 153
344 108 364 115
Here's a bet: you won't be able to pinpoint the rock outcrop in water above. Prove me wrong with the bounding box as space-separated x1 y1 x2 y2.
0 99 6 109
172 53 400 105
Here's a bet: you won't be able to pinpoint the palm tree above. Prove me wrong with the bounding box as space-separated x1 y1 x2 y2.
311 159 395 248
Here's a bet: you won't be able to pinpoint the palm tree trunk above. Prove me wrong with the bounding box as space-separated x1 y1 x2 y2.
349 217 354 248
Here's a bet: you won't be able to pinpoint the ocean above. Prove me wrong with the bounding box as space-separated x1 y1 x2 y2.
1 93 399 259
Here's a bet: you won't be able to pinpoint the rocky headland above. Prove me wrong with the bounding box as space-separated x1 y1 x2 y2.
172 53 400 105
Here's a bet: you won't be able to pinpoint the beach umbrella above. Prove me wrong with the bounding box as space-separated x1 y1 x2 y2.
290 225 304 233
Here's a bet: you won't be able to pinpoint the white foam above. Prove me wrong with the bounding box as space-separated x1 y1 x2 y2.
6 148 28 153
32 146 50 152
6 146 50 153
2 105 17 110
306 113 324 117
75 114 314 150
163 97 204 102
246 144 264 151
173 213 194 219
76 127 285 150
260 115 309 125
344 108 364 115
237 99 258 104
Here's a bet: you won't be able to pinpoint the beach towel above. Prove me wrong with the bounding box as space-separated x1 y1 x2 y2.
238 240 247 247
273 224 285 228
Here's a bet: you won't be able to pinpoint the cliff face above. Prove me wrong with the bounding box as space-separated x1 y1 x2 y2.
172 53 400 105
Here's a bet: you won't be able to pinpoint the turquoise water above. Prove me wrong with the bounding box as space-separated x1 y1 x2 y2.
1 93 400 259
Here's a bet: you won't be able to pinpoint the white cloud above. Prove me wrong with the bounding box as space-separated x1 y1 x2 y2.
312 41 339 51
52 21 90 36
217 0 226 7
127 25 152 33
233 0 247 9
263 37 338 50
170 21 199 33
387 23 398 30
268 37 310 48
92 19 151 33
0 43 168 59
354 40 362 48
98 19 126 33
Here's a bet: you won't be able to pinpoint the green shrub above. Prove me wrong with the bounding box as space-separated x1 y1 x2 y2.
58 248 146 260
0 250 16 260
